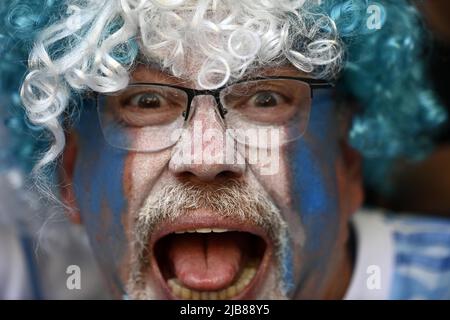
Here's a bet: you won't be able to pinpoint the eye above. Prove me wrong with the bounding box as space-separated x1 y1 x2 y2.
130 92 163 109
250 91 284 108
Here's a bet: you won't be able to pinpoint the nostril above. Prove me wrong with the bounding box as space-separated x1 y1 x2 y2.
173 171 197 183
215 170 240 181
173 166 244 184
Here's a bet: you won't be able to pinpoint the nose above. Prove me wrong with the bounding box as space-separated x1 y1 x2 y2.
169 95 245 182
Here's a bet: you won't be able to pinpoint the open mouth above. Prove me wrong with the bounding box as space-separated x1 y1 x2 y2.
150 220 271 300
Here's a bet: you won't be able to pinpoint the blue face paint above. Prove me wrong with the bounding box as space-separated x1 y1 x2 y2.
281 238 295 294
285 89 341 291
73 101 129 294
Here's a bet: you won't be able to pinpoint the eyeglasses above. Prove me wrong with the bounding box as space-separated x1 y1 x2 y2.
96 76 332 152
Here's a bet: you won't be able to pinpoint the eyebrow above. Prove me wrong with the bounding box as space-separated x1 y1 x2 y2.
246 63 309 78
135 52 162 70
130 61 190 86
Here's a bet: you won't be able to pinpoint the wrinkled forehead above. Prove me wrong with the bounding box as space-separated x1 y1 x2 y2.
129 0 338 89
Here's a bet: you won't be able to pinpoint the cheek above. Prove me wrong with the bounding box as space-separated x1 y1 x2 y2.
125 148 173 215
72 105 175 295
290 141 339 251
72 106 129 270
288 91 341 253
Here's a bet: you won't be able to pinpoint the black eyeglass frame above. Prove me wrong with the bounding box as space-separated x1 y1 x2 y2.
99 76 333 122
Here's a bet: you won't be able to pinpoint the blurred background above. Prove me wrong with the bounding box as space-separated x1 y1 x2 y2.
366 0 450 216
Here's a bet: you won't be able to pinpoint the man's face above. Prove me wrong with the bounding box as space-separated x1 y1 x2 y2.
64 63 363 299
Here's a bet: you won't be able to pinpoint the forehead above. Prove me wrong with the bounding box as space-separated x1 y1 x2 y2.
130 62 309 87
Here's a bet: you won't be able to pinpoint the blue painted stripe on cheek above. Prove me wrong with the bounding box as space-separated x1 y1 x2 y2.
280 91 340 292
290 91 340 252
281 239 295 294
73 105 127 256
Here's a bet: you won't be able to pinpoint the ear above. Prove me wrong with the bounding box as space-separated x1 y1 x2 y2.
337 139 364 218
59 131 81 224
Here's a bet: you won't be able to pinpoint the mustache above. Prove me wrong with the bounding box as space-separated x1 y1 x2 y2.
133 179 286 245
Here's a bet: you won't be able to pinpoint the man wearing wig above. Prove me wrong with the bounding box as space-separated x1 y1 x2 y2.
0 0 449 299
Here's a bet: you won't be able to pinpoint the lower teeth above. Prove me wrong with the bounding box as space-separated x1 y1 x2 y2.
168 264 258 300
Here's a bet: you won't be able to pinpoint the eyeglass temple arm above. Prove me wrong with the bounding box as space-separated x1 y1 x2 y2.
309 83 334 99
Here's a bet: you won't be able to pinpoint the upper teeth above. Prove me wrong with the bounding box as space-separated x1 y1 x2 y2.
174 228 229 234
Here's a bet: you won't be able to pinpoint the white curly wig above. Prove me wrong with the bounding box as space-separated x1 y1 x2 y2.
20 0 342 171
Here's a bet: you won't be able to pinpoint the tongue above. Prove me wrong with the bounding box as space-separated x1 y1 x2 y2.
168 233 245 291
